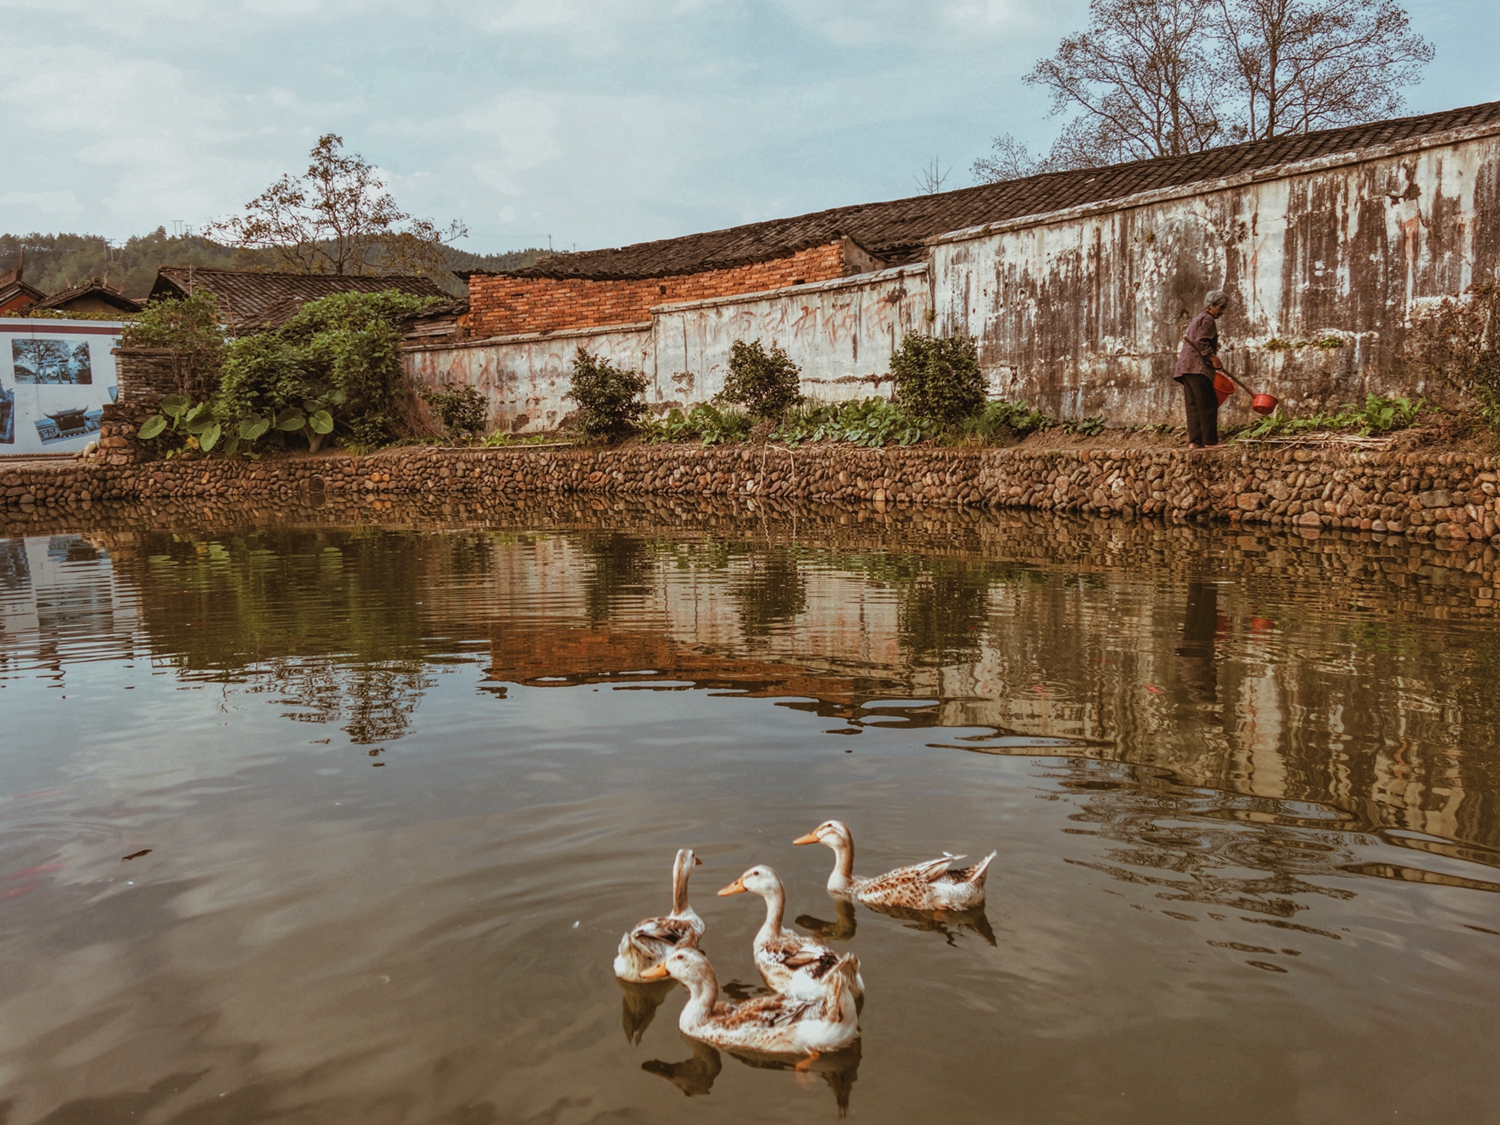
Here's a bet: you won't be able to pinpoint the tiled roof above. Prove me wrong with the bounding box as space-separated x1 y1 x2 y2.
483 99 1500 282
150 267 449 332
32 279 142 313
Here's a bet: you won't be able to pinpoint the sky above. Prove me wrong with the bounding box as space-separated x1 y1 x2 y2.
1 0 1497 256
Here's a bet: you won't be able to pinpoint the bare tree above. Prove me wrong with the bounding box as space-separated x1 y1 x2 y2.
972 134 1044 183
1215 0 1434 140
209 134 466 276
1023 0 1223 167
914 155 954 194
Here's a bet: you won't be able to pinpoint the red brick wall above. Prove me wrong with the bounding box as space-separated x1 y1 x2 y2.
468 243 849 338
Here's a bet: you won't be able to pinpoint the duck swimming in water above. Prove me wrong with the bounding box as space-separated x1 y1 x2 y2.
614 848 705 981
641 946 859 1071
718 864 864 1000
794 820 995 911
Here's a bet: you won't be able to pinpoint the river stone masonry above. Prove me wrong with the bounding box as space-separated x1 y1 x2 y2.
3 443 1500 544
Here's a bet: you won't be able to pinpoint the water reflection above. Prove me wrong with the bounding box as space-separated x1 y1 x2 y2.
4 498 1500 1123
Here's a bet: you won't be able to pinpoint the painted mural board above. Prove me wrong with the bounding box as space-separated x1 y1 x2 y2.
0 318 122 454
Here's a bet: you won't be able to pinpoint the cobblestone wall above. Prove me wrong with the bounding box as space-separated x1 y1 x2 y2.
4 443 1500 551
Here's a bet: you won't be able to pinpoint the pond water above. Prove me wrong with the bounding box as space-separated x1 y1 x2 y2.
2 500 1499 1124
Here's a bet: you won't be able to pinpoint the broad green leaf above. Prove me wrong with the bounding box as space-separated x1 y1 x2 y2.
161 394 190 413
138 414 168 440
239 417 261 441
186 402 212 423
277 413 307 432
199 422 221 451
223 434 240 457
309 409 334 435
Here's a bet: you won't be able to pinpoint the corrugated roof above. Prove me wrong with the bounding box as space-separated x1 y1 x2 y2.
481 99 1500 282
150 267 449 332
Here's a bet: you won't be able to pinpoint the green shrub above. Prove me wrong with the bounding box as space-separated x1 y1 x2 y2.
565 347 649 441
120 291 226 399
889 332 985 426
420 382 487 440
719 339 803 419
1405 282 1500 430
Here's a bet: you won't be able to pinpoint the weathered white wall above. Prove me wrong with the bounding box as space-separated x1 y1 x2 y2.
406 267 931 433
648 264 931 407
406 323 652 433
931 126 1500 425
410 123 1500 433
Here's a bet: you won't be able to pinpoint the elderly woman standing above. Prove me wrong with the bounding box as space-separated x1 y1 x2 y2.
1175 289 1229 448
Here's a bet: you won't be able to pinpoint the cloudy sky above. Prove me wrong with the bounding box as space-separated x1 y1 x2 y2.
1 0 1496 255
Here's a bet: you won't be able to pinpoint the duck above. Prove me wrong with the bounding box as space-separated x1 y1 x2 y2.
614 848 705 981
718 864 865 1000
794 820 996 911
641 946 859 1071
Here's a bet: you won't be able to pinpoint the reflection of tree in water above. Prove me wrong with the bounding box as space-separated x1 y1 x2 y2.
1050 759 1362 922
124 529 445 741
732 548 807 638
896 561 994 667
579 533 656 625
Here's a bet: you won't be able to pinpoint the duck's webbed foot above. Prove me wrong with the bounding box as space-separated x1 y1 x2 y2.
794 1048 822 1073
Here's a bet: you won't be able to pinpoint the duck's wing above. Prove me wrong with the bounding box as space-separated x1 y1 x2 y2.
761 930 836 970
633 915 701 949
855 854 961 895
712 993 821 1030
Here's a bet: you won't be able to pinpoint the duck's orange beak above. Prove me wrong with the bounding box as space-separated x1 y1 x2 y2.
640 963 670 981
717 876 747 896
792 832 820 845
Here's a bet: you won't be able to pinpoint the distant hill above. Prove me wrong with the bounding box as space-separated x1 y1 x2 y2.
0 230 555 300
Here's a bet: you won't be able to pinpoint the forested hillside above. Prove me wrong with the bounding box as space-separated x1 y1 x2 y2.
0 230 553 299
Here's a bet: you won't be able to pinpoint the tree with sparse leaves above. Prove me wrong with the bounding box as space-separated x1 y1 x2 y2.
974 0 1432 180
208 134 466 276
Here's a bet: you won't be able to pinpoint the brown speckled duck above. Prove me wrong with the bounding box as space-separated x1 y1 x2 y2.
718 864 864 1000
794 820 996 911
614 848 705 981
642 946 859 1071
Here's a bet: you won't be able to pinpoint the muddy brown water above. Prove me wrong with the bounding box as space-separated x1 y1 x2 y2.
1 500 1498 1123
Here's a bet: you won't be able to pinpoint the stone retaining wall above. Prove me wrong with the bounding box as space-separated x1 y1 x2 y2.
3 442 1499 546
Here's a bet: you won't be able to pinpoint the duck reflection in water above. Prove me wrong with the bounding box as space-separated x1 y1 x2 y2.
618 977 678 1045
796 893 995 947
642 1037 862 1115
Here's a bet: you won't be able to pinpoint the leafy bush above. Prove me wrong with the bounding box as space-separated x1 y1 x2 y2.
772 398 929 448
211 290 435 454
718 339 803 419
645 404 754 445
1405 282 1500 429
889 332 985 426
420 382 487 440
565 347 649 441
120 291 226 398
1237 394 1425 440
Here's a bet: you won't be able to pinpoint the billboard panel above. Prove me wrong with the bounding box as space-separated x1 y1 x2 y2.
0 319 122 454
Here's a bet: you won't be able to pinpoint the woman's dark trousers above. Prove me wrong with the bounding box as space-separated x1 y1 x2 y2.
1178 372 1219 446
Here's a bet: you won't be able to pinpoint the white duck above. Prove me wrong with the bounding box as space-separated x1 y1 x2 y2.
794 820 996 911
613 848 705 981
642 946 859 1071
718 864 864 1000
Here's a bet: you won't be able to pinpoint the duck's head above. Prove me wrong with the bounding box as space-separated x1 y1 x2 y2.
641 945 713 986
717 864 783 900
793 820 852 851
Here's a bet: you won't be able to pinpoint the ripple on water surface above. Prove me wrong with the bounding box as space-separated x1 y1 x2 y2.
2 503 1499 1124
